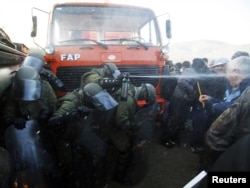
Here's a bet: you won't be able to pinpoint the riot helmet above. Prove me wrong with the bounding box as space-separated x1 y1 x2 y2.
12 66 41 101
135 83 156 104
21 56 44 73
15 66 40 80
83 82 103 97
80 71 101 88
28 49 46 63
103 63 121 79
83 83 118 111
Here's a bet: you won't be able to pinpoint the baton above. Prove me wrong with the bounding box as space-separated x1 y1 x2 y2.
197 82 205 108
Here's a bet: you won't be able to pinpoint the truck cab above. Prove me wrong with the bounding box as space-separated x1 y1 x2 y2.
31 2 171 113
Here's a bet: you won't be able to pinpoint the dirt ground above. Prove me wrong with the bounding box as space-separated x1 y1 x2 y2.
108 121 201 188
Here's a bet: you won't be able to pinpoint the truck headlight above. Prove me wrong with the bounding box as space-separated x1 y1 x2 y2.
44 45 55 55
161 46 169 55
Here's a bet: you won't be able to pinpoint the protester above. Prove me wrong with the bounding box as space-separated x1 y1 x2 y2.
189 58 211 153
161 67 196 148
198 58 229 140
210 57 228 74
231 50 249 60
181 60 191 72
160 64 179 146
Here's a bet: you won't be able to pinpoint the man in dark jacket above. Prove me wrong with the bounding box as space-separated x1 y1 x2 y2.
189 58 212 153
161 67 196 147
191 58 228 153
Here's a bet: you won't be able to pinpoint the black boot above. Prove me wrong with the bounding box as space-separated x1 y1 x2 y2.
113 152 131 186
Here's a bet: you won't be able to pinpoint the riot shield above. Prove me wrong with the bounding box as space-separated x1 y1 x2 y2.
134 102 158 145
75 116 108 159
72 109 115 188
126 102 158 185
4 120 58 188
0 147 10 188
12 79 41 101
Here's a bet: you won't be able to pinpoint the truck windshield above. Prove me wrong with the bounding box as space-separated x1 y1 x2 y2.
50 5 161 46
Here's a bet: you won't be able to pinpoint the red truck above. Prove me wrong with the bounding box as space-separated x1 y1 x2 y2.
31 2 172 114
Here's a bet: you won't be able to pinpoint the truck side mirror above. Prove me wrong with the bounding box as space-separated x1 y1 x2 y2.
166 20 172 39
31 16 37 37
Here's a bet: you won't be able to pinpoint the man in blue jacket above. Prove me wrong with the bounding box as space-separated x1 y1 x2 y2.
199 56 250 125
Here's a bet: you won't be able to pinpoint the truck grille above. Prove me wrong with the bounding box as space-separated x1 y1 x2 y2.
56 65 160 91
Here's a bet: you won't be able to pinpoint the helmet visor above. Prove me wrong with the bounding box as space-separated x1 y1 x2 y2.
12 79 41 101
113 69 121 79
91 90 118 111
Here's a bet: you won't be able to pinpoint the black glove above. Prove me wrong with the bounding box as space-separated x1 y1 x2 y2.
77 106 92 115
49 110 79 126
8 117 26 130
48 114 65 126
4 117 26 130
14 118 26 130
38 108 52 123
48 108 87 127
117 72 127 80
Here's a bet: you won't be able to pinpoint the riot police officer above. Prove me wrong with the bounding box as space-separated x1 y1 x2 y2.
81 63 156 184
48 82 118 188
2 66 59 188
3 66 57 129
81 63 157 185
22 49 65 91
80 62 121 88
110 83 157 185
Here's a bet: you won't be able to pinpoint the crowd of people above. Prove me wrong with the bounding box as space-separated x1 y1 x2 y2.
160 50 250 173
0 49 250 188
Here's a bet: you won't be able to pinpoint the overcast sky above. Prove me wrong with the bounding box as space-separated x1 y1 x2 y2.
1 0 250 47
